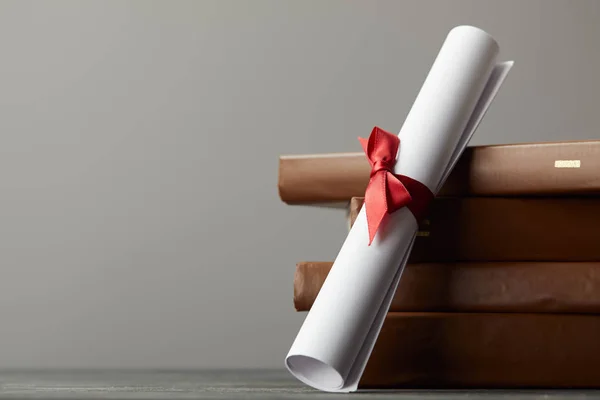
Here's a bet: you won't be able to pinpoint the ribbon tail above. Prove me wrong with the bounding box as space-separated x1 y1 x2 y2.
386 172 412 211
364 172 387 246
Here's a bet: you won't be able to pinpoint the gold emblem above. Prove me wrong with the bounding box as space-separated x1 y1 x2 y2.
555 160 581 168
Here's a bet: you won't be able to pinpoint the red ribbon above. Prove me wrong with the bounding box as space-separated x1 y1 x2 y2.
359 127 434 245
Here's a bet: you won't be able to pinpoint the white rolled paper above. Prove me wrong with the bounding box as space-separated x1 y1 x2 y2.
285 25 513 393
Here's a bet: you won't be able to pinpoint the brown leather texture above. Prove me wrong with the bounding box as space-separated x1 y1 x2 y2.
294 261 600 313
278 140 600 204
349 196 600 262
292 262 332 312
278 153 369 204
361 313 600 388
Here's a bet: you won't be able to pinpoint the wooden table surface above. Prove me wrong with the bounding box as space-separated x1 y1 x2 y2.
1 369 599 399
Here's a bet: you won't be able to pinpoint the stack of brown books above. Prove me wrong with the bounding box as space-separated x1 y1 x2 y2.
278 139 600 388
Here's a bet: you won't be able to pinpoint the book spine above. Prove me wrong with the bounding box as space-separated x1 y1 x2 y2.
294 261 600 313
278 140 600 204
361 313 600 388
349 197 600 262
278 154 369 204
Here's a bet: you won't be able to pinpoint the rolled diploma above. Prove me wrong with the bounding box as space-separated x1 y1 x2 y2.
285 25 513 393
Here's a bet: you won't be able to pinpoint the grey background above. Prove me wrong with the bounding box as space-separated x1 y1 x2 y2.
0 0 598 369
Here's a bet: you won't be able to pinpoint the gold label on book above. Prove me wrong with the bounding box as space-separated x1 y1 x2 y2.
416 231 430 237
555 160 581 168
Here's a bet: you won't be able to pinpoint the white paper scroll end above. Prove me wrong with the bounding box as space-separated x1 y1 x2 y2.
285 356 345 391
285 209 417 393
338 235 416 392
285 237 416 393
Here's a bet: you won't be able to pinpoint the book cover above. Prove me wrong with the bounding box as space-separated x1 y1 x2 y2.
294 261 600 313
347 197 600 262
361 313 600 388
279 140 600 204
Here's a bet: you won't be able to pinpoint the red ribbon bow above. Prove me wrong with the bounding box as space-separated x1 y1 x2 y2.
359 127 434 245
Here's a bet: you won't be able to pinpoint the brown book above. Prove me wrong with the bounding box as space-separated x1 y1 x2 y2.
294 261 600 313
361 313 600 388
278 140 600 204
347 196 600 262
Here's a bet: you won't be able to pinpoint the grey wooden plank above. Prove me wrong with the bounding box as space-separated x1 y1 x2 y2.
1 370 599 399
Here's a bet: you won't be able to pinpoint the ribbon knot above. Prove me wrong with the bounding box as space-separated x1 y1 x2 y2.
358 127 434 246
370 158 395 176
